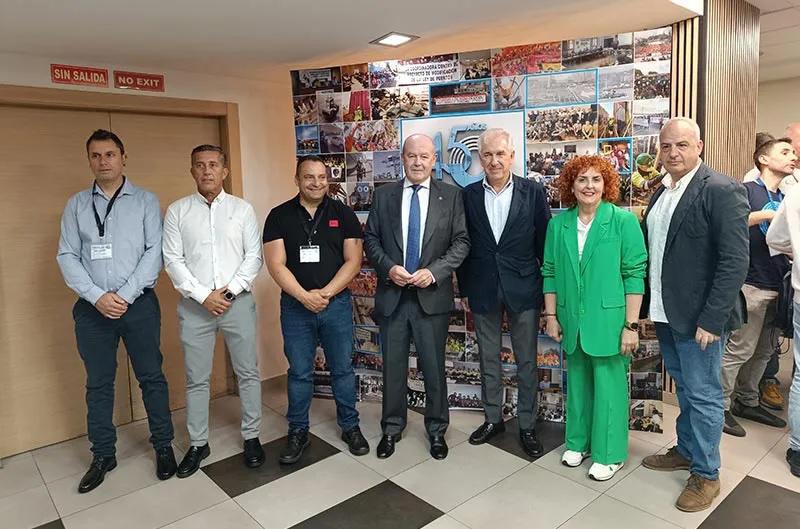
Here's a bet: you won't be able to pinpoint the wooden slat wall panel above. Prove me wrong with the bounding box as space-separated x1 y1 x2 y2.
700 0 760 179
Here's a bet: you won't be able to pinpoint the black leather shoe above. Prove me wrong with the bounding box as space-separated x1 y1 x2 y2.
78 455 117 493
243 438 265 468
177 444 210 478
731 400 787 428
786 448 800 477
723 411 746 437
469 421 506 445
377 434 401 459
279 431 310 465
341 426 370 456
519 428 544 458
155 446 177 480
430 436 448 460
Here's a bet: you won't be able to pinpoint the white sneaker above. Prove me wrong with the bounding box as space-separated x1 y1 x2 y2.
561 450 590 467
588 461 624 481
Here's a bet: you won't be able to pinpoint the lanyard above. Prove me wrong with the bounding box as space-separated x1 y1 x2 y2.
756 177 783 204
92 176 126 238
298 198 328 245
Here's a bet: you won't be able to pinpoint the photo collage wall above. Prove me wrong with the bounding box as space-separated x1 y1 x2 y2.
291 26 672 430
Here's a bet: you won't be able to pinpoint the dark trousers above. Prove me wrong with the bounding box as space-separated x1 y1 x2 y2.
472 286 539 429
380 289 449 437
73 290 174 457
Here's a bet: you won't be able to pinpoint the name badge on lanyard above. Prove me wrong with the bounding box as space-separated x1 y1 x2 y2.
300 245 321 263
298 199 328 264
91 243 113 260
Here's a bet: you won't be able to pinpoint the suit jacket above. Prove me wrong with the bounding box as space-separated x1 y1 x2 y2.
364 178 471 318
457 175 551 314
641 163 750 336
542 201 647 356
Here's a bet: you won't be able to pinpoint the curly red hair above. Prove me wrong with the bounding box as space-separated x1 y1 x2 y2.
556 155 620 207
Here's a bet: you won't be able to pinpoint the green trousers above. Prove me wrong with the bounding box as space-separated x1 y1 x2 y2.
565 343 630 464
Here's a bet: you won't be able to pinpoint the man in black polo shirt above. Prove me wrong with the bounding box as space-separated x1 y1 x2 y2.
721 137 797 437
264 155 369 463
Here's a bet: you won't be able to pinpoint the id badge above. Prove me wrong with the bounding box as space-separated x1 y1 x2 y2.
91 243 113 260
299 245 321 263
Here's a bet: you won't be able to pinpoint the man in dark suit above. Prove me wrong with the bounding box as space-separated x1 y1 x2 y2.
364 133 470 460
457 128 551 457
640 118 749 513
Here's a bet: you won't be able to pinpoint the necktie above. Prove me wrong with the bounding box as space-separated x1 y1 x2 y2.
405 184 421 273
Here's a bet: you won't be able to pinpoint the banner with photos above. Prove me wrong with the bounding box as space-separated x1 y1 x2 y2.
293 26 672 430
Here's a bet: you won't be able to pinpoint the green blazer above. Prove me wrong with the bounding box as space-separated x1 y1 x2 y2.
542 201 647 357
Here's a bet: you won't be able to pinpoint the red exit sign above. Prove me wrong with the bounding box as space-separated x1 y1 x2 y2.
114 70 165 92
50 64 109 87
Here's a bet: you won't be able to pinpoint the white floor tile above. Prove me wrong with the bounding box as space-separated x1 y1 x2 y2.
161 500 263 529
559 495 682 529
0 452 44 500
0 485 59 529
235 452 384 529
534 436 665 492
421 515 472 529
447 409 487 436
605 466 745 529
391 441 529 512
749 432 800 494
273 396 338 427
719 415 787 475
261 376 289 411
449 464 599 529
61 471 228 529
47 448 183 518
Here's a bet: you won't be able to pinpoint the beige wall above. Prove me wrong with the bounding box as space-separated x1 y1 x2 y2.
757 76 800 137
0 52 296 379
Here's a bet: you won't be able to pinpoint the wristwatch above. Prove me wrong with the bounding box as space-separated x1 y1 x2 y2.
624 321 639 332
223 289 236 301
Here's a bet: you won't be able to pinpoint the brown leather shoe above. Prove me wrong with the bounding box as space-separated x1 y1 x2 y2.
676 474 720 512
642 446 691 471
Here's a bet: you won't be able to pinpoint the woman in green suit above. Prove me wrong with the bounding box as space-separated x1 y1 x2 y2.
542 155 647 481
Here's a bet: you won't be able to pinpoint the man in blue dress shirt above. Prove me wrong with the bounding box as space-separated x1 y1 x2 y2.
57 129 176 493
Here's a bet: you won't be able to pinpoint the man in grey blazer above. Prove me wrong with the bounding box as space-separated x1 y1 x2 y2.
364 134 470 460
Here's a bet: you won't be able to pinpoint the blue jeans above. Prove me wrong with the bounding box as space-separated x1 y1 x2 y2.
789 302 800 451
280 291 359 433
655 323 726 480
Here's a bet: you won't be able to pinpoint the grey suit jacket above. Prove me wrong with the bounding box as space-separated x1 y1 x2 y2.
364 178 470 318
641 163 750 336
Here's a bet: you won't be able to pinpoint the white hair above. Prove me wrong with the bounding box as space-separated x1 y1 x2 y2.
661 117 701 141
479 128 515 152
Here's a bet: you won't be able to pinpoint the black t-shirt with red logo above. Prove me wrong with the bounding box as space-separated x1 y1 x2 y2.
263 195 362 291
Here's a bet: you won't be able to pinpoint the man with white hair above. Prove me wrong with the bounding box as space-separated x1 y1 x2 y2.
640 117 750 512
457 128 551 458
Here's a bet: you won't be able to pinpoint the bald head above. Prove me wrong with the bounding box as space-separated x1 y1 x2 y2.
402 134 436 155
786 123 800 153
659 117 704 180
402 134 437 184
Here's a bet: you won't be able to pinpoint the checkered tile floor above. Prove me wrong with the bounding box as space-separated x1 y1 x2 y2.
3 376 799 529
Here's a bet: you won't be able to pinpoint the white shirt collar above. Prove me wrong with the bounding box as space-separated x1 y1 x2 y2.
663 160 702 191
482 174 513 195
404 177 431 190
195 188 227 205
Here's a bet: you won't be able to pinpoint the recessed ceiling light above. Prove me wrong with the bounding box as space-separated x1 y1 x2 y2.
370 32 419 47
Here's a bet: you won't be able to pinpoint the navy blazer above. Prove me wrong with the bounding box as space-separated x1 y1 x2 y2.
457 175 551 314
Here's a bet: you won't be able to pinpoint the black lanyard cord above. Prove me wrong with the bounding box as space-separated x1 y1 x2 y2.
298 199 328 245
92 176 126 238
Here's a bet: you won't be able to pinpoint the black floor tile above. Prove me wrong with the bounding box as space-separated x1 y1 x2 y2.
486 418 565 462
201 433 340 497
698 476 800 529
33 520 65 529
289 480 443 529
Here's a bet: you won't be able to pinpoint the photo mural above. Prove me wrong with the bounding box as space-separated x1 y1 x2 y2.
290 26 672 431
